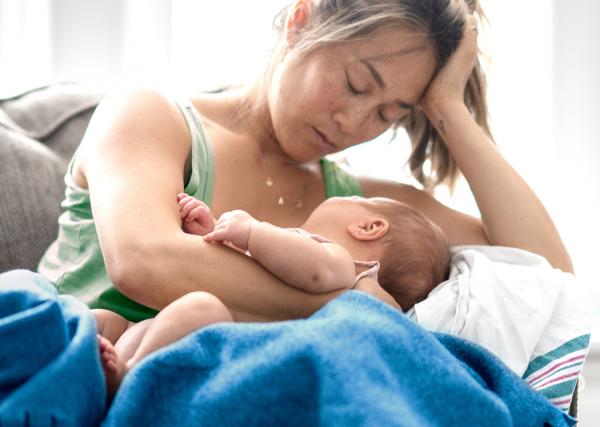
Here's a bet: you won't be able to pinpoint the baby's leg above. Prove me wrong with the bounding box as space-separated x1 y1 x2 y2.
93 308 132 344
92 309 136 398
126 291 233 369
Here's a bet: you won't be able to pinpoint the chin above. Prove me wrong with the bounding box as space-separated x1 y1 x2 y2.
282 142 320 163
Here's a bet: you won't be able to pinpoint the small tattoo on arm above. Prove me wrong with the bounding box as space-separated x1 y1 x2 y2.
437 118 447 135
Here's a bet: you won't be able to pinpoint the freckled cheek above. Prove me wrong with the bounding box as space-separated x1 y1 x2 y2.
305 84 336 118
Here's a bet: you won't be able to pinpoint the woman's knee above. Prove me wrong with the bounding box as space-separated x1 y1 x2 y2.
171 291 233 323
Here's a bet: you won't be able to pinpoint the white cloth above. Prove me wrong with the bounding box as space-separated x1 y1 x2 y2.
411 245 593 377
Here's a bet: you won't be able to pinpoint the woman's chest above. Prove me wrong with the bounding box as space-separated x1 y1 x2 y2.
206 134 326 227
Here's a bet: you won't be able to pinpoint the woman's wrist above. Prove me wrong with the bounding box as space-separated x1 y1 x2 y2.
421 98 468 122
421 100 471 141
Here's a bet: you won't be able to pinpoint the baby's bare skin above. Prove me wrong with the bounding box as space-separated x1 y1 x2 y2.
97 335 126 398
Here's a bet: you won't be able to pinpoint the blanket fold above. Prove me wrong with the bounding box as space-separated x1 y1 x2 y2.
0 270 105 427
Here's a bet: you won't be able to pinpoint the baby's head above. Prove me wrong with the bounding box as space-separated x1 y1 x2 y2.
364 198 450 311
305 196 450 310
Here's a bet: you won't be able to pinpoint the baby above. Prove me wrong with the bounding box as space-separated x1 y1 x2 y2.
94 193 450 397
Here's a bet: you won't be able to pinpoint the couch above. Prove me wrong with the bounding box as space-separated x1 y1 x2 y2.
0 84 102 272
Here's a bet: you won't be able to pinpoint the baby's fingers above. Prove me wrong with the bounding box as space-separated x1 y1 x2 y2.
186 205 211 222
203 222 226 240
203 229 224 242
179 200 196 218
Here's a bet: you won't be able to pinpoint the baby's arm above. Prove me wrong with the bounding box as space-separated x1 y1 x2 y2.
177 193 215 236
203 210 357 293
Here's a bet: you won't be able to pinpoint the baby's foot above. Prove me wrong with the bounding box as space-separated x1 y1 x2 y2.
97 334 126 398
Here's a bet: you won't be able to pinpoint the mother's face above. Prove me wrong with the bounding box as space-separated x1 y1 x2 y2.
268 26 437 162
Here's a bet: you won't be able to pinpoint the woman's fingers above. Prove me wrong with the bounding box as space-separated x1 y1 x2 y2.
421 14 479 112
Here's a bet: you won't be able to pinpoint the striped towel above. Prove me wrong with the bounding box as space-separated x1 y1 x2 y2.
524 335 589 411
411 245 593 412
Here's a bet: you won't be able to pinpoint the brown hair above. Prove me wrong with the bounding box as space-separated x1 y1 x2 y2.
268 0 492 190
368 201 450 310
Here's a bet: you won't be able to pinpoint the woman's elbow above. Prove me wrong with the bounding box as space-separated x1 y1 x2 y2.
549 251 575 274
104 243 157 301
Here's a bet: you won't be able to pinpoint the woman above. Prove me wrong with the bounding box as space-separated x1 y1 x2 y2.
38 0 572 324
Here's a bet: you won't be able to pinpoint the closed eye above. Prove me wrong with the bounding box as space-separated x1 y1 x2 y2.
345 70 361 95
378 110 390 123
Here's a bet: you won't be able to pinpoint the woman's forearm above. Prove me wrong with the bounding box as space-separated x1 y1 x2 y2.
427 101 573 272
115 231 344 322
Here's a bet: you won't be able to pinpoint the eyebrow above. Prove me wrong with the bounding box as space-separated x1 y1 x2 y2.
361 59 416 111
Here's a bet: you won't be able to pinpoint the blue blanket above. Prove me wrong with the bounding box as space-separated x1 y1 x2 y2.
0 270 105 426
0 270 574 426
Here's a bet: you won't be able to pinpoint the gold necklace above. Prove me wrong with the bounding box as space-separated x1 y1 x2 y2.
264 177 303 208
255 147 312 209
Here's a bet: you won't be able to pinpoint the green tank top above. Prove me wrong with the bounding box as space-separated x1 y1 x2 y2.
38 99 361 322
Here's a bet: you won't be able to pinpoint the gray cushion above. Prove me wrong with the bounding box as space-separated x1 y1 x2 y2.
0 84 102 272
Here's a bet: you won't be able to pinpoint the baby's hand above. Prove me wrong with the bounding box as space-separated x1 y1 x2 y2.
177 193 215 236
203 209 257 251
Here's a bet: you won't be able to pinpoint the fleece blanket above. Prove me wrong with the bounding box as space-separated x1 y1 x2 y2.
0 270 105 427
0 270 574 427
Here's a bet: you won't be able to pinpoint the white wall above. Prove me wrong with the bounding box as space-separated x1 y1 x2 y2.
0 0 52 94
51 0 124 84
553 0 600 330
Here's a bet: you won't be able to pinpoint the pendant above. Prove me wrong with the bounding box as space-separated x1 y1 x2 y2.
265 178 273 187
277 197 285 205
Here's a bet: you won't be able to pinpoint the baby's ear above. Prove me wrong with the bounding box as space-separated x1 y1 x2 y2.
347 217 389 241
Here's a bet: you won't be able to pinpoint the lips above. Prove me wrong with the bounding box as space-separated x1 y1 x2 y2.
313 127 336 153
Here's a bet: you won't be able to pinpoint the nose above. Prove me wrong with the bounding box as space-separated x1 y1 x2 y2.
332 100 369 137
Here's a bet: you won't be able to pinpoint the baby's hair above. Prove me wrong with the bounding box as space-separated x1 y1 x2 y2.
264 0 491 190
367 201 450 310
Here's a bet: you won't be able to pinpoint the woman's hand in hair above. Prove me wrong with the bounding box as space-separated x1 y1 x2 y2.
421 15 479 116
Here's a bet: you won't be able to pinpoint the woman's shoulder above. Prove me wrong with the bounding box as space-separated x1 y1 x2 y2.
75 88 192 186
88 88 191 142
188 89 248 136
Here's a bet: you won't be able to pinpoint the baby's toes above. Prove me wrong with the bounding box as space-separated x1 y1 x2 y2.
97 336 117 363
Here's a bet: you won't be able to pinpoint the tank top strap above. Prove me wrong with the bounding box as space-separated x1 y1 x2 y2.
172 98 215 205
